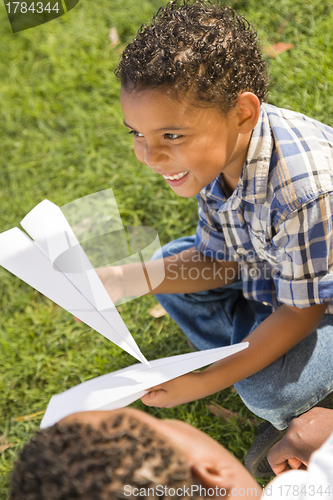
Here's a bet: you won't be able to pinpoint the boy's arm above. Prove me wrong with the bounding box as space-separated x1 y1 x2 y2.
97 246 239 300
141 301 328 408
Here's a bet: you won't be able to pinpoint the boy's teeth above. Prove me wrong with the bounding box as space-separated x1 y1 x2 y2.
163 171 188 180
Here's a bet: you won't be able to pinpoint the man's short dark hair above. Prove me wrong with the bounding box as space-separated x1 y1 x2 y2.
10 412 201 500
116 0 268 113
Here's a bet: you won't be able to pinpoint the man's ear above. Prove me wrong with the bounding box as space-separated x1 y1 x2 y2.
235 92 260 134
191 462 261 499
191 463 235 491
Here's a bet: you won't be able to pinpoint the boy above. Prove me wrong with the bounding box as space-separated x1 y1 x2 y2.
98 0 333 434
9 407 333 499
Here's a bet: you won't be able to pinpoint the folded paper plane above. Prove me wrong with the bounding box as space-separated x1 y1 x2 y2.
0 193 160 365
41 342 249 428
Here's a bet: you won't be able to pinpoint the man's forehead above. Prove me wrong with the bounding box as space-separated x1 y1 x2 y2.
59 408 186 448
60 407 144 426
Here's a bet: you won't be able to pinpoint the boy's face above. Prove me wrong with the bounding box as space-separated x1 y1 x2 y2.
120 87 251 197
61 408 260 497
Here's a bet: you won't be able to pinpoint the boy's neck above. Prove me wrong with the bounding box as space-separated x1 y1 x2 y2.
222 130 252 196
222 172 240 195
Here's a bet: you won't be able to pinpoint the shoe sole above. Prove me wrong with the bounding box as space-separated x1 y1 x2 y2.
244 424 287 478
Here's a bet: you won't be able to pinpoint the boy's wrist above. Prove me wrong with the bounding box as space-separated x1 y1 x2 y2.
188 369 225 401
199 364 227 394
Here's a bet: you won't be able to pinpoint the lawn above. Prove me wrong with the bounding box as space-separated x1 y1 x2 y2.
0 0 333 496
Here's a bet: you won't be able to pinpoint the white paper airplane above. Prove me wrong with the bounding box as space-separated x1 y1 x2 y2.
41 342 249 428
0 198 150 365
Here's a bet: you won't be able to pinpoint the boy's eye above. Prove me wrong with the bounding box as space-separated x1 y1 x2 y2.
127 130 182 140
164 133 182 140
128 130 144 138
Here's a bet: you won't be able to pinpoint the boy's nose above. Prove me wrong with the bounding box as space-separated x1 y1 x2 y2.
144 145 167 169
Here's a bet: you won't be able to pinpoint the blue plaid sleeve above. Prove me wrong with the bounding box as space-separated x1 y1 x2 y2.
273 192 333 308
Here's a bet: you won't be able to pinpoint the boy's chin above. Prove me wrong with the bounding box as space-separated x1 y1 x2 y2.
168 184 202 198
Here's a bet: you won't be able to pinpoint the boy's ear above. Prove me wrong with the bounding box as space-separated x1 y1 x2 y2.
235 92 260 134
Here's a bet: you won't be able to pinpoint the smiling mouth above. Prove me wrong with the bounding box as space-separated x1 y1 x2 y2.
162 171 189 181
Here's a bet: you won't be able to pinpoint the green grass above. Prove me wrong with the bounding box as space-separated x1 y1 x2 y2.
0 0 333 497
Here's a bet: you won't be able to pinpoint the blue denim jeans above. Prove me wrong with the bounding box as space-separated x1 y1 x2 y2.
153 235 333 430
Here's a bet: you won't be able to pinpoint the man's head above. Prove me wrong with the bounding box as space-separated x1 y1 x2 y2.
116 0 268 114
10 408 260 499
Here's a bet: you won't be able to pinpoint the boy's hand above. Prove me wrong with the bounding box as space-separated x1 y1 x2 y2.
267 407 333 474
141 371 206 408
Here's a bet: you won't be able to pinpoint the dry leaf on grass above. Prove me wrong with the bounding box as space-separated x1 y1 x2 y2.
13 410 45 422
149 304 167 318
207 401 258 426
109 28 120 48
207 403 238 421
264 42 294 58
0 436 14 454
0 443 13 453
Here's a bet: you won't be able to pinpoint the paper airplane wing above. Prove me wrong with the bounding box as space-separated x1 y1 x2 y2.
41 342 248 427
0 200 148 365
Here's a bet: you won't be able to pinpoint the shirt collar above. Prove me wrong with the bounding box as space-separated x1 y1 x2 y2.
242 103 274 204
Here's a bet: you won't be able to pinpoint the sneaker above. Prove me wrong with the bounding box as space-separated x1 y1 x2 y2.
244 421 287 478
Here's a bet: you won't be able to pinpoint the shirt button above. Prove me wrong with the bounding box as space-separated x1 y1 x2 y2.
236 246 246 255
258 247 266 257
249 267 260 279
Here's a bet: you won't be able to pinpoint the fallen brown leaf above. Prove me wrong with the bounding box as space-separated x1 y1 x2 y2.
13 410 45 422
0 443 13 453
149 303 167 318
264 42 294 58
207 403 238 421
109 27 120 48
207 401 258 426
0 436 14 453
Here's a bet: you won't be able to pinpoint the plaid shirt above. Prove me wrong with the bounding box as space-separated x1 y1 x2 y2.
195 104 333 314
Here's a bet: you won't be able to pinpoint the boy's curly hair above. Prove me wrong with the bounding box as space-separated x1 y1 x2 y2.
116 0 268 113
10 412 201 500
